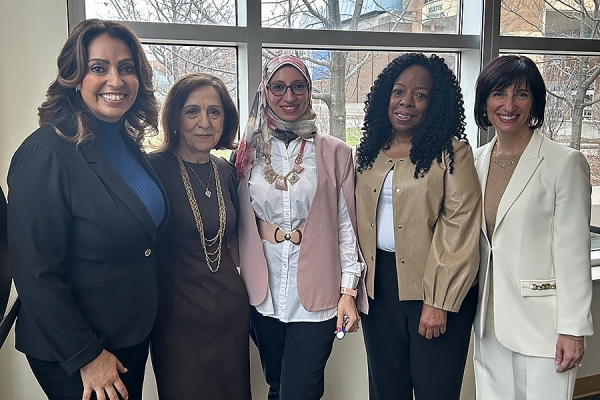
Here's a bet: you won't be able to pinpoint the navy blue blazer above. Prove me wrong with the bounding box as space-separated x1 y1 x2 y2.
7 116 169 375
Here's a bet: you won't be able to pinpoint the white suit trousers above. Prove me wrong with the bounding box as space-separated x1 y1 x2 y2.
474 297 577 400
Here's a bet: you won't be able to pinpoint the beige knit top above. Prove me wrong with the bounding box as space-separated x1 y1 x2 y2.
484 147 522 238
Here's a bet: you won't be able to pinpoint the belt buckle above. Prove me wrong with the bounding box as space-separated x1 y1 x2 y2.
289 228 302 245
273 226 302 245
273 227 285 243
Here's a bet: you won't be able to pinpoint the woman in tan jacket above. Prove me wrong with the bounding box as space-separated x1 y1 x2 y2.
355 53 481 400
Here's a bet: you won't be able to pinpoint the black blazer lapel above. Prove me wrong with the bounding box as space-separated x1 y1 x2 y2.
79 134 160 241
121 135 170 235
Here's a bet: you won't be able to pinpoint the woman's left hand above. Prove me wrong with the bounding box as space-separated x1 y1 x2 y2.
555 334 584 372
418 304 447 339
337 294 360 333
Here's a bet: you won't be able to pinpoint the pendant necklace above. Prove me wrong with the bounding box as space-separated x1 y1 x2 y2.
263 139 307 191
180 157 213 198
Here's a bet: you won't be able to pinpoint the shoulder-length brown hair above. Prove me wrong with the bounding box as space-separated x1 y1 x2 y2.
157 73 239 154
38 19 159 147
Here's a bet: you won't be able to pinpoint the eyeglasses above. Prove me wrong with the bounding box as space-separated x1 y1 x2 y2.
266 82 309 96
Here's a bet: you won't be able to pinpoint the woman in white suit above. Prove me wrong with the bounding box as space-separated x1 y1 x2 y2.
472 55 594 400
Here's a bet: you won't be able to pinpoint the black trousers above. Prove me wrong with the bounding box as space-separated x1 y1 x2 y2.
250 307 337 400
362 250 478 400
27 338 150 400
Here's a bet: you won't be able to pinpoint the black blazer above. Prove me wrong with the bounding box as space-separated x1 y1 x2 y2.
7 116 169 375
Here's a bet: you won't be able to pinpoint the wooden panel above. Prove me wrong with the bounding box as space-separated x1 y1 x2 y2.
574 374 600 399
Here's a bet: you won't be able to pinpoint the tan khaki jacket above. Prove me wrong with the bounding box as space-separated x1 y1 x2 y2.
356 139 481 312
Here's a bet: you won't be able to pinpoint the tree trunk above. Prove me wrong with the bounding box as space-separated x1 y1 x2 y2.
329 51 347 140
570 56 590 150
570 104 584 150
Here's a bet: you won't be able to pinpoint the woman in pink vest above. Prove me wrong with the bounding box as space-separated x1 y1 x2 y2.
235 54 367 400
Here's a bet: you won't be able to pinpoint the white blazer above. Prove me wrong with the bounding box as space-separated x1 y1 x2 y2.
473 131 594 358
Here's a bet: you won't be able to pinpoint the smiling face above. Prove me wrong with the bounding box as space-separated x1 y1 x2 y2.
78 34 138 122
176 85 225 163
266 65 310 122
485 81 533 136
387 65 433 138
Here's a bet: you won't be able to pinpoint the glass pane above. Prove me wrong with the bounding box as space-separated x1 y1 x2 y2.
501 0 598 38
263 49 457 143
144 45 237 102
143 45 237 153
85 0 236 26
262 0 459 34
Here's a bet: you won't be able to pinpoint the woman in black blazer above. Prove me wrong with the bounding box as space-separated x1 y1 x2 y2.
7 19 167 400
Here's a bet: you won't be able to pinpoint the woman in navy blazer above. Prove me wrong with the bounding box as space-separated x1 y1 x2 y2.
7 19 167 400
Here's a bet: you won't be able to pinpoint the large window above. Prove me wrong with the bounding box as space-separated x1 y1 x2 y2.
71 0 600 152
140 44 237 102
501 0 600 39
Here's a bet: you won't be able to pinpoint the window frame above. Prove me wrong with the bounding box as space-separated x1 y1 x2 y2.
70 0 600 147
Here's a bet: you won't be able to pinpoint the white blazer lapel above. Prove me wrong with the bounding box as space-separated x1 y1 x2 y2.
473 139 495 338
494 131 544 231
474 137 495 243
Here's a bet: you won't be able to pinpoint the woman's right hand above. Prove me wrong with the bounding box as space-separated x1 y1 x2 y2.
80 350 128 400
418 303 447 339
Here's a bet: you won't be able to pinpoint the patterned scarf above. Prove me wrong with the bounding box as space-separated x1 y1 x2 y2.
235 54 317 180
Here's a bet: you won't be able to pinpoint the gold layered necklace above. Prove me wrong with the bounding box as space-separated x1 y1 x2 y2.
176 154 226 273
492 142 522 168
263 139 307 191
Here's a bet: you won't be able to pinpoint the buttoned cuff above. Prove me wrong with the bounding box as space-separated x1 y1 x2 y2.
341 273 360 290
60 333 104 376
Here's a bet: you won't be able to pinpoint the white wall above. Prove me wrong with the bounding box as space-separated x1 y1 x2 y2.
0 0 67 398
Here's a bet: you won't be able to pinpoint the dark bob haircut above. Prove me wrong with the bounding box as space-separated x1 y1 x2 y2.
357 53 467 178
157 73 239 154
38 18 158 147
474 55 546 130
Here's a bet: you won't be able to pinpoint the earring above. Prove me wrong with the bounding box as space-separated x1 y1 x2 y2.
75 87 79 92
174 130 178 136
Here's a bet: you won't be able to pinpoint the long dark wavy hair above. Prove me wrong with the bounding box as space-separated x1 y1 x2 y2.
37 19 158 147
356 53 467 178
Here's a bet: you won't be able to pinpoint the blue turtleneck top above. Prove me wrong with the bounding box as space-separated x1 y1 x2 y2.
95 118 166 227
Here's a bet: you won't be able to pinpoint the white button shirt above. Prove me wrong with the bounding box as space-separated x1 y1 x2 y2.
249 136 362 322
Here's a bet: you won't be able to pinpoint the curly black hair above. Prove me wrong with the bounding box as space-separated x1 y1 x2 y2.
356 53 467 178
